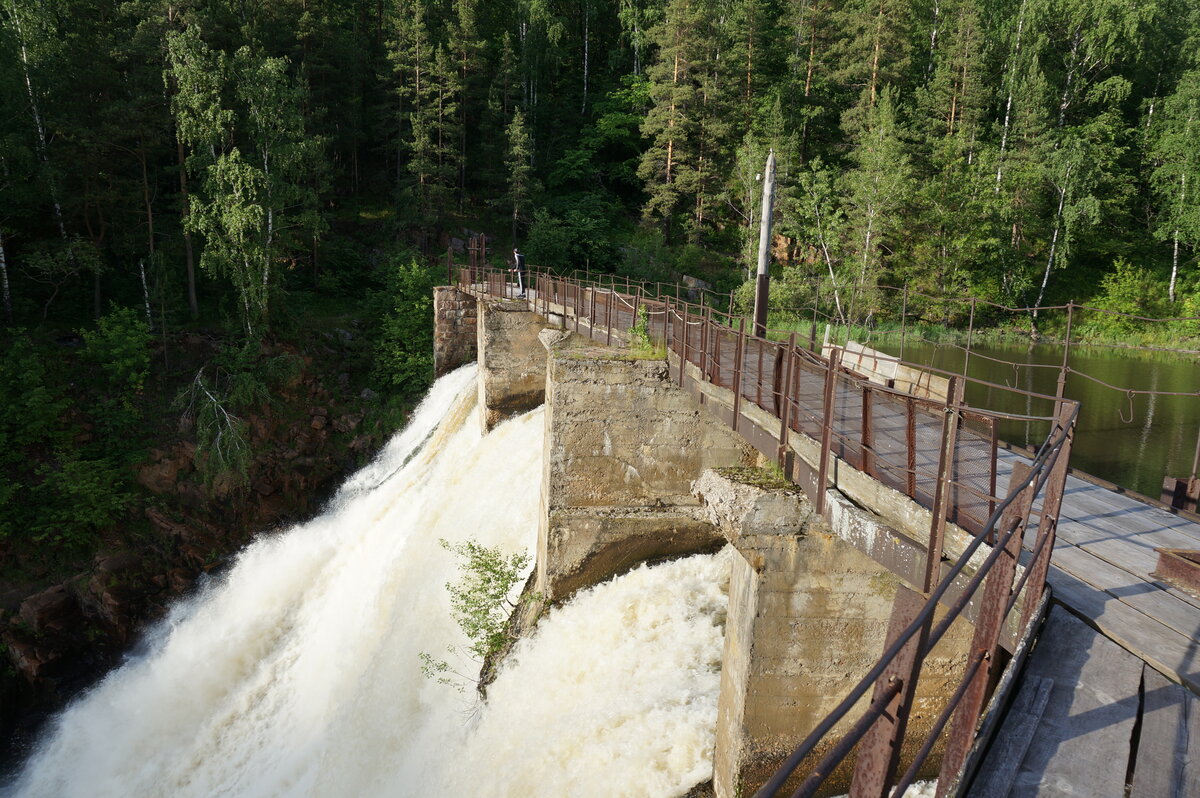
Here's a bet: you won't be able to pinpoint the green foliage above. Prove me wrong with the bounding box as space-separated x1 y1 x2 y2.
32 455 134 548
420 538 532 691
80 306 151 407
175 341 298 489
372 256 436 399
1088 259 1169 335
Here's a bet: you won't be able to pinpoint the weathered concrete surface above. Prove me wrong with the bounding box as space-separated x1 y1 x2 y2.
432 286 477 378
477 298 547 431
675 354 1029 651
694 469 972 798
534 332 756 604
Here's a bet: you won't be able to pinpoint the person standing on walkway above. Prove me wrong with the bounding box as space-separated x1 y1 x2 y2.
511 247 527 298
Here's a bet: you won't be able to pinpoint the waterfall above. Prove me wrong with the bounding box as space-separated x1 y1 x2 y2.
2 366 730 798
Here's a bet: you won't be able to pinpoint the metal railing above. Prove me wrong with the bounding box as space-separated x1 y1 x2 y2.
455 268 1077 798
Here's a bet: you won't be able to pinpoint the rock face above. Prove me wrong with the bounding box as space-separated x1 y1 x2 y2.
1 351 384 746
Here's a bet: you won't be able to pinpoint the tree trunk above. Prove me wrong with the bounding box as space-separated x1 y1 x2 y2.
12 3 69 244
176 130 199 319
994 0 1027 193
1171 230 1180 304
140 259 154 331
1034 177 1069 318
0 230 12 326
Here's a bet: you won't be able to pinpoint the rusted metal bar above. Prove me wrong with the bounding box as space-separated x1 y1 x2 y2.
1055 301 1074 402
757 339 765 407
700 310 711 382
589 287 597 343
713 313 723 385
923 377 963 594
862 386 874 477
632 288 641 343
786 679 905 798
779 333 797 467
847 586 926 798
679 303 688 387
816 346 841 516
733 318 746 432
606 289 613 346
899 283 909 362
1020 401 1076 628
772 341 785 417
988 417 999 529
891 649 988 798
963 297 976 379
936 463 1036 798
906 398 917 497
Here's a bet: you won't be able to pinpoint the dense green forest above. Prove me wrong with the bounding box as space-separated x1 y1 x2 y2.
2 0 1199 331
2 0 1200 557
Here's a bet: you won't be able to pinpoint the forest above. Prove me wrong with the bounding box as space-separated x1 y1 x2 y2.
1 0 1198 331
2 0 1200 560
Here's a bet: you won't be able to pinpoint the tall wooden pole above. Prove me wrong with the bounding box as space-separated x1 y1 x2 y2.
753 149 777 338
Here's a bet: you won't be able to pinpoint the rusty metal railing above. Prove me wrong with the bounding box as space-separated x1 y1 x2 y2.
455 268 1078 798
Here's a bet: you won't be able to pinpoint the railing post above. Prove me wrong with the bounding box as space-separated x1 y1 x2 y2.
712 311 722 385
605 288 613 346
632 288 641 343
679 303 688 387
733 318 746 432
700 309 710 381
923 377 964 594
900 282 909 362
862 385 874 477
1021 400 1075 628
936 462 1037 798
778 332 798 474
589 286 598 342
906 397 917 497
1055 301 1074 402
816 345 841 516
964 297 976 379
847 586 927 798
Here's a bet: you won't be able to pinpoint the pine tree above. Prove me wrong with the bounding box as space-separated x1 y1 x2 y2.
506 108 536 241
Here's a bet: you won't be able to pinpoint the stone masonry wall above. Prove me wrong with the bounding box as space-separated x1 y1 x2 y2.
433 286 477 378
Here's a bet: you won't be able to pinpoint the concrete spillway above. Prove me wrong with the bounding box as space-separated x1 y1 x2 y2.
2 366 730 798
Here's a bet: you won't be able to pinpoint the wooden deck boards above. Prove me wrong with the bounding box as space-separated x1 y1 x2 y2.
971 607 1143 797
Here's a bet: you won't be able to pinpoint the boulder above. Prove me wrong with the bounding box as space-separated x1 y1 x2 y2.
18 584 81 637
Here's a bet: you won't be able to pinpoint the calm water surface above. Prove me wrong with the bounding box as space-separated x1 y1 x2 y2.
871 337 1200 498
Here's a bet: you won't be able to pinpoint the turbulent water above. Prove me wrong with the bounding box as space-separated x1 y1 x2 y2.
2 366 730 798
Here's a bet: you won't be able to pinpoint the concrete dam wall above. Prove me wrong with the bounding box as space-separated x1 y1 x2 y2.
434 287 975 796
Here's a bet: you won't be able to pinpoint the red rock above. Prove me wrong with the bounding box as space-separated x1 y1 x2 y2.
18 584 80 636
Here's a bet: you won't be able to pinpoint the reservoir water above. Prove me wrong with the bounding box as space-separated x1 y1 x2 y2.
874 338 1200 497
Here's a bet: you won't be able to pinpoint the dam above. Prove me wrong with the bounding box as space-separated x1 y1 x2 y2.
438 268 1200 798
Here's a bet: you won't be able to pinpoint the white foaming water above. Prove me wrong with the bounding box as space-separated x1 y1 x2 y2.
4 366 729 798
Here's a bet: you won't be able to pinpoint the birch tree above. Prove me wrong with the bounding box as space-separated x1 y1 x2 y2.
1149 68 1200 303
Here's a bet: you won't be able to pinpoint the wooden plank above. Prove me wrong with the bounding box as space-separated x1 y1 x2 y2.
1051 517 1200 612
1046 568 1200 694
1131 666 1200 798
1048 542 1200 641
970 677 1053 798
998 606 1143 798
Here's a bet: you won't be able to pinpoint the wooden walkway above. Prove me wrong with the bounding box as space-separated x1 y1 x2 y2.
515 284 1200 795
